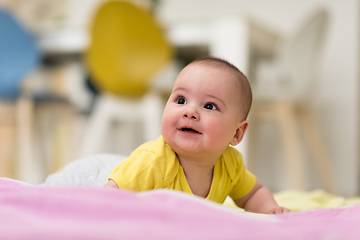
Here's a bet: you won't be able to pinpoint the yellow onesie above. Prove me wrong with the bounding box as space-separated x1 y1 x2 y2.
109 136 256 203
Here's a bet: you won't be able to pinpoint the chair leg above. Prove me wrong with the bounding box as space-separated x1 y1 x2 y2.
142 92 164 142
246 102 278 172
298 106 339 194
15 97 38 183
276 101 306 190
78 92 164 158
0 119 15 178
51 104 76 173
77 96 114 158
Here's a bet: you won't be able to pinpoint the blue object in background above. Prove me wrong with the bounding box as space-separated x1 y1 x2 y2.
0 8 39 99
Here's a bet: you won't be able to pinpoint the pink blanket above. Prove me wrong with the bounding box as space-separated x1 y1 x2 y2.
0 178 359 239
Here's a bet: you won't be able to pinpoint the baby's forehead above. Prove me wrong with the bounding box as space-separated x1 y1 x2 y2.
175 63 239 87
192 61 241 78
193 62 241 85
175 64 243 100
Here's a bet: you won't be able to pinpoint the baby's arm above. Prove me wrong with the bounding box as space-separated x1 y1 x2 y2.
233 180 290 214
104 179 120 189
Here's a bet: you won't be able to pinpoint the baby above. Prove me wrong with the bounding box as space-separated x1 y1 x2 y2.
104 57 289 214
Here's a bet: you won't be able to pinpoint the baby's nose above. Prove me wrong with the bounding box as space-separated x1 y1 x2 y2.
183 106 200 120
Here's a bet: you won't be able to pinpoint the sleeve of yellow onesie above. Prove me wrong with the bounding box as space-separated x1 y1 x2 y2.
108 149 163 192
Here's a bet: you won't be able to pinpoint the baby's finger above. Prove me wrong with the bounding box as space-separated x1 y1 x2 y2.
274 207 284 214
283 208 291 213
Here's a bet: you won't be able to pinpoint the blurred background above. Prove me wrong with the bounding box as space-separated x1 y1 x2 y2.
0 0 358 198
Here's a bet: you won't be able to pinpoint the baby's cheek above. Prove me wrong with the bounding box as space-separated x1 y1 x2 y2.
161 114 175 137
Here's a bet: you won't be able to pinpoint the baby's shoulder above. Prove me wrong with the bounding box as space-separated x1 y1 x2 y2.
125 137 176 170
222 146 244 164
221 146 245 178
134 137 172 160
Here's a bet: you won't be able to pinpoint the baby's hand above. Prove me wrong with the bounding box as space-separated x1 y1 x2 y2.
267 206 291 214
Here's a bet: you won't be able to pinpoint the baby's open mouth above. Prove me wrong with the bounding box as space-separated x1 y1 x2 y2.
180 127 200 134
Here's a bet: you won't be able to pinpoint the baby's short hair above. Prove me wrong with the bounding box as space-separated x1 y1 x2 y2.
188 56 252 120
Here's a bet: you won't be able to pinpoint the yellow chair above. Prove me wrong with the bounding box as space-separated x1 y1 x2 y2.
78 0 173 157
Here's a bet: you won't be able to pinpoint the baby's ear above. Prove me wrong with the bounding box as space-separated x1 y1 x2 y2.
230 120 249 146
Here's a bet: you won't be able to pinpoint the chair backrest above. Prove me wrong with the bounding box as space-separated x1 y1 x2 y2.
85 1 173 97
0 8 39 99
282 8 329 100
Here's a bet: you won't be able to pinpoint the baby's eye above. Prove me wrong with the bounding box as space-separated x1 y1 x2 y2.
204 103 218 110
176 96 186 105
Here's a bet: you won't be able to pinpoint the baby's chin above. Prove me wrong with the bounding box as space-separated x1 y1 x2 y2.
165 140 197 155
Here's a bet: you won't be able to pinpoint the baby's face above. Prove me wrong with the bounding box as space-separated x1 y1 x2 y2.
161 63 244 158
